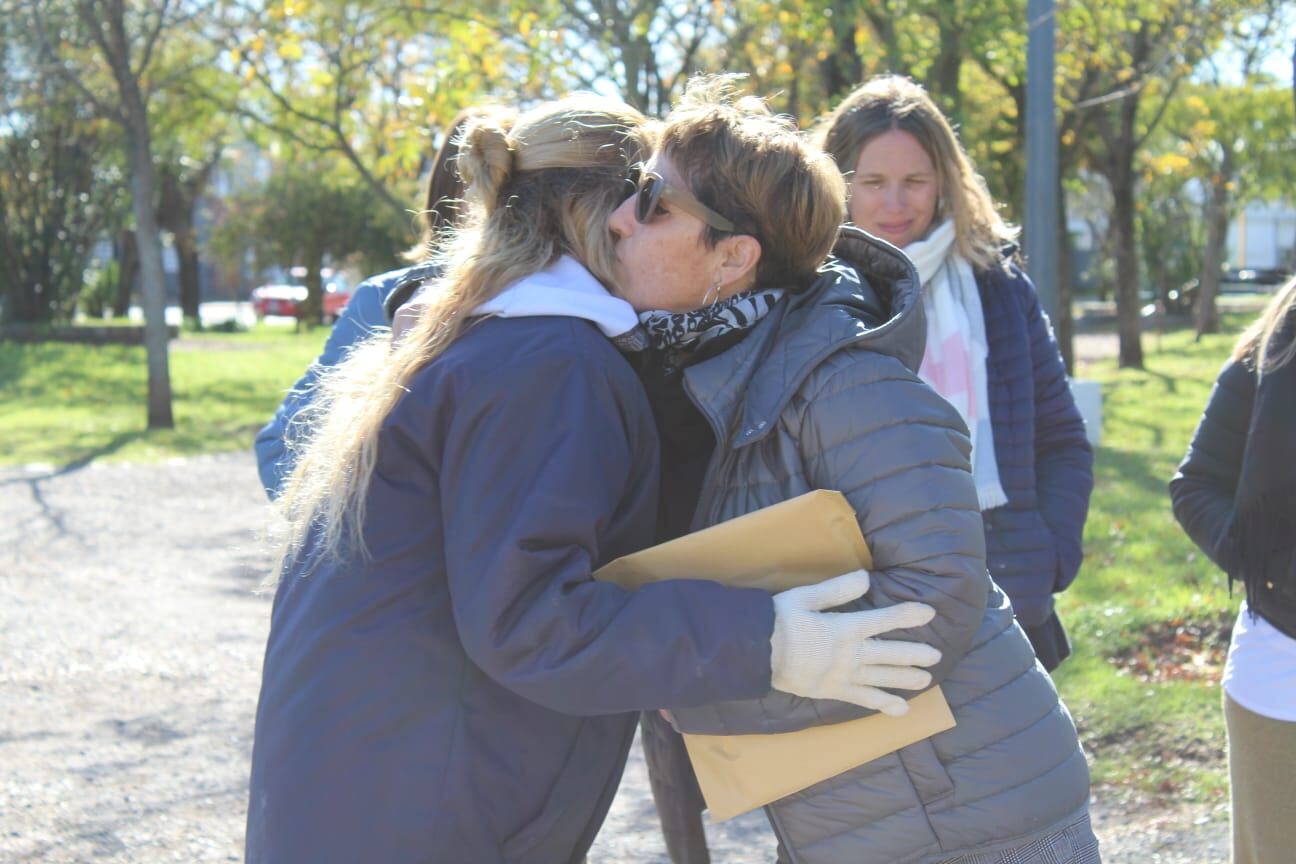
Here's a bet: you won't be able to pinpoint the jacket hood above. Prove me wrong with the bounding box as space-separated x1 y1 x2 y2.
472 254 639 338
801 225 926 372
684 225 926 448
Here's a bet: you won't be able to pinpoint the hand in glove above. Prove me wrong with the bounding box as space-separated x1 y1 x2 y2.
770 569 941 716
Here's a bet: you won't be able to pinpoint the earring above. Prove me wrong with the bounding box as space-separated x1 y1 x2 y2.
701 277 721 307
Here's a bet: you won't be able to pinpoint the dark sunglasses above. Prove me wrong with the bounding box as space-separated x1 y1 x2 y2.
634 170 735 232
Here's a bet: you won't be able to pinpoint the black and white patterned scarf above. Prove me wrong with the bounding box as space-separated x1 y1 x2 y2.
636 287 785 357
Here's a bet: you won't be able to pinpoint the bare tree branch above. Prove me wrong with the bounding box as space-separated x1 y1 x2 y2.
133 0 174 79
28 1 121 121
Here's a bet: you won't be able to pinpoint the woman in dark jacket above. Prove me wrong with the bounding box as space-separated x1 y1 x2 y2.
614 76 1097 864
1169 276 1296 864
817 75 1094 671
247 95 940 864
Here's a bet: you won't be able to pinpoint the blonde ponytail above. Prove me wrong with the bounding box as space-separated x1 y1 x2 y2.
457 117 515 212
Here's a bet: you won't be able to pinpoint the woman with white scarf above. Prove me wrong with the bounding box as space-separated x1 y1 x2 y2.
818 75 1094 672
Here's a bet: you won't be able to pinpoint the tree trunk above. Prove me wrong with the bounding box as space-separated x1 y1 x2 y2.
157 160 204 325
113 229 138 317
620 34 648 113
177 231 201 325
1055 178 1075 374
300 248 325 328
1195 155 1233 337
123 97 174 428
928 11 963 126
28 239 54 323
863 5 907 77
820 0 864 101
1003 82 1028 225
1111 162 1143 369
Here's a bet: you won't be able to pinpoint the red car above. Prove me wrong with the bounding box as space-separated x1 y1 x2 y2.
251 284 306 319
251 284 352 323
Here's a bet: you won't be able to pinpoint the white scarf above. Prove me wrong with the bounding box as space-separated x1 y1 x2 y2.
904 220 1008 511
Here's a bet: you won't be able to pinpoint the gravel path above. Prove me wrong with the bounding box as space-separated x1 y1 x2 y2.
1 452 1227 863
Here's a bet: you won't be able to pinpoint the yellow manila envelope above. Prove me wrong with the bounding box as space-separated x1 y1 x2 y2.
593 489 956 821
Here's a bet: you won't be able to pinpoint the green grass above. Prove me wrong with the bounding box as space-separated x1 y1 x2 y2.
0 324 328 468
1056 314 1252 804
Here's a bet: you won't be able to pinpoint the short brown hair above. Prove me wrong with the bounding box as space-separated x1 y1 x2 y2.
817 75 1017 271
660 75 845 288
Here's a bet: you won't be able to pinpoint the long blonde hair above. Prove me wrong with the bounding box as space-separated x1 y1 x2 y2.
816 75 1017 271
1233 276 1296 372
275 96 651 574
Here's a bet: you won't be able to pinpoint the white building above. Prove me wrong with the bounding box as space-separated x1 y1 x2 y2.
1228 199 1296 271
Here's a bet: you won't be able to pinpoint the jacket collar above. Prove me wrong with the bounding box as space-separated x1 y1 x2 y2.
683 225 925 448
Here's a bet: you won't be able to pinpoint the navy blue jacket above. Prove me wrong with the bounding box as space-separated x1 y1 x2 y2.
245 315 777 864
977 264 1093 625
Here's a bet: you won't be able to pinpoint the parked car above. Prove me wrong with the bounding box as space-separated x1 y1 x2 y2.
251 283 353 323
1222 266 1291 287
251 284 307 319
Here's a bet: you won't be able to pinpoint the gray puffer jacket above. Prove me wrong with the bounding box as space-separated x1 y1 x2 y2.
665 227 1091 864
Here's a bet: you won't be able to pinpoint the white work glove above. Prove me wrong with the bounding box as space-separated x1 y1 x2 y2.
770 569 941 716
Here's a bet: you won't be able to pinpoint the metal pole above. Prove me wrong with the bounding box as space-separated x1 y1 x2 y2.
1025 0 1058 322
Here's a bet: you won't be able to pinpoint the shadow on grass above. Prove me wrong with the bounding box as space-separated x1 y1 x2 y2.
0 430 146 486
1140 365 1180 395
1095 445 1175 500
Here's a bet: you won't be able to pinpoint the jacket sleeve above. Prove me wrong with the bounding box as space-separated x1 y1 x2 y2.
669 354 989 735
254 280 391 499
1017 271 1094 593
438 334 777 716
1169 358 1256 570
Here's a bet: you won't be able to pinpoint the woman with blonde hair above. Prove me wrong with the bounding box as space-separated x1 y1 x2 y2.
245 94 942 864
1171 276 1296 864
616 75 1097 864
817 75 1093 672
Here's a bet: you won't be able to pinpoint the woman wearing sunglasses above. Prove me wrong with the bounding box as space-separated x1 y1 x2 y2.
613 77 1098 864
246 95 943 864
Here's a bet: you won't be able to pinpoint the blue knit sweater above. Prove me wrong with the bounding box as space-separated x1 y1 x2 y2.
977 262 1093 626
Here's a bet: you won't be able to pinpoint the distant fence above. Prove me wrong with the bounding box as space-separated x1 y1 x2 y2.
0 325 179 345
